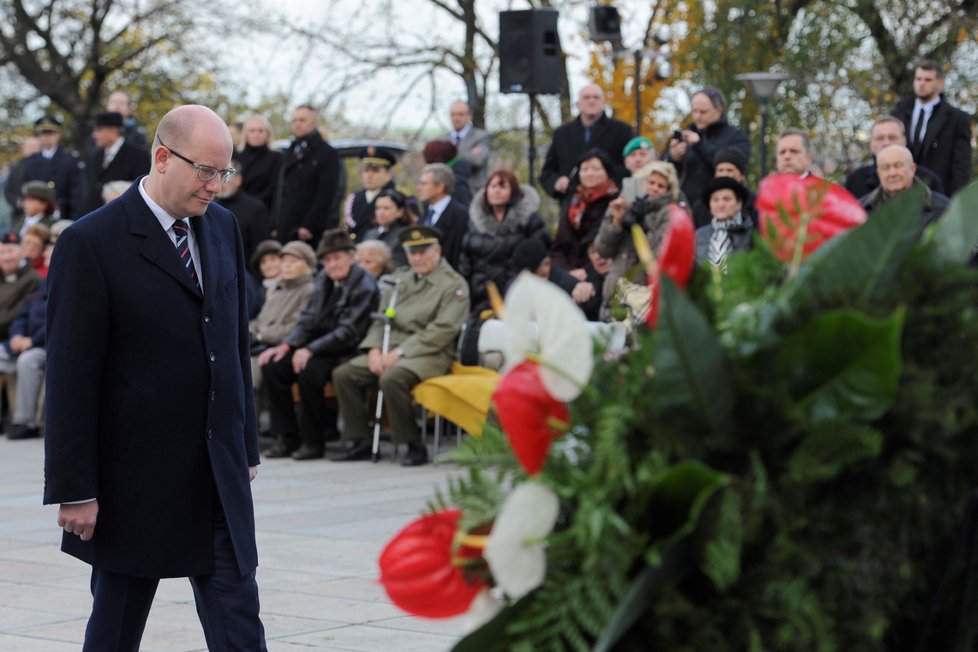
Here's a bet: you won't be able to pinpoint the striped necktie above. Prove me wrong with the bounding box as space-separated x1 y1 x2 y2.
172 219 199 288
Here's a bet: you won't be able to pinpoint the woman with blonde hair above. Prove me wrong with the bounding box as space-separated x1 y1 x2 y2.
593 160 688 318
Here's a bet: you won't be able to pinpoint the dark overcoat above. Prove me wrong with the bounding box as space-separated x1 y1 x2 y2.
43 180 260 579
893 94 974 196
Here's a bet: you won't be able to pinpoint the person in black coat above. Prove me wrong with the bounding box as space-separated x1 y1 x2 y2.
238 115 283 211
458 170 548 312
217 156 270 263
258 230 380 460
540 83 633 199
85 111 150 214
892 60 973 196
417 163 469 270
845 115 944 199
551 148 620 273
273 105 341 245
690 148 757 229
361 188 415 268
665 87 750 218
43 106 266 650
695 176 754 271
19 115 87 220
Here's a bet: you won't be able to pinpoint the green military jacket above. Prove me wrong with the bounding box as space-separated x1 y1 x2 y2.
359 258 470 378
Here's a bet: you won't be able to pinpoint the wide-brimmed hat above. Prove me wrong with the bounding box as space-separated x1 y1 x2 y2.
316 228 356 257
702 175 749 206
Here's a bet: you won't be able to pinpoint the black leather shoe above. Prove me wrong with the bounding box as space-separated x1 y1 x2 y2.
291 444 325 460
7 424 40 440
401 444 429 467
329 441 373 461
262 439 298 458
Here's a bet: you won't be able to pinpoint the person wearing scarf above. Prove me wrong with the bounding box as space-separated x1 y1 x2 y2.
551 148 620 274
694 176 753 273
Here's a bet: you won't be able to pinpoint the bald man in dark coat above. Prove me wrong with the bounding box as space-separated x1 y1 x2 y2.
43 105 266 651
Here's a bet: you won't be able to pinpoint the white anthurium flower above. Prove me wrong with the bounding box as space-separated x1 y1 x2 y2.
502 271 593 401
484 481 560 600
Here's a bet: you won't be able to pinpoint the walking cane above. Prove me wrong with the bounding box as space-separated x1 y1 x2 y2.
371 276 402 463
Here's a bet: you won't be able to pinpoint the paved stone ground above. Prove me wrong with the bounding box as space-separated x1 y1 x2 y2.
0 435 469 651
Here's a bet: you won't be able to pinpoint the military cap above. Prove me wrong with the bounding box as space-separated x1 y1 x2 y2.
623 136 654 157
94 111 124 129
399 225 442 250
34 114 62 133
22 180 56 203
358 146 397 168
316 228 356 257
0 230 21 245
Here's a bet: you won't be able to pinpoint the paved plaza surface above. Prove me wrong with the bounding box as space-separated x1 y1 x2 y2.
0 436 469 651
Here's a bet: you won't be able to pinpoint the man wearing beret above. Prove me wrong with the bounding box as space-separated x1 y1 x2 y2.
259 229 380 460
0 230 41 343
342 146 398 241
622 136 656 175
19 114 88 220
331 225 469 466
85 111 150 214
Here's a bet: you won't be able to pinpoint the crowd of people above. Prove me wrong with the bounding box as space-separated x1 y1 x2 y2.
1 58 974 468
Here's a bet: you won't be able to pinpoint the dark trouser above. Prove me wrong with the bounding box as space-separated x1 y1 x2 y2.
261 352 342 447
332 360 421 445
83 506 266 651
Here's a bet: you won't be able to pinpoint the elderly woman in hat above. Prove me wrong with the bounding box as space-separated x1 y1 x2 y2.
695 176 754 271
248 241 317 388
12 181 58 238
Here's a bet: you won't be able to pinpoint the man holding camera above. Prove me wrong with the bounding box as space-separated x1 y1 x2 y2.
664 88 750 228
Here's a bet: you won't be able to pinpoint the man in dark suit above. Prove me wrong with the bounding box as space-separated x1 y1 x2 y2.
19 114 87 220
274 105 341 245
85 111 150 214
43 105 267 651
539 83 633 199
892 60 974 196
416 163 468 270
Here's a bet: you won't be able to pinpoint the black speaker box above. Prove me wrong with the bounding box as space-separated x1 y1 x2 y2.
499 9 561 95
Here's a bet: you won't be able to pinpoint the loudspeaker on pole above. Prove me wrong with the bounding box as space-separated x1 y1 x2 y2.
499 9 561 95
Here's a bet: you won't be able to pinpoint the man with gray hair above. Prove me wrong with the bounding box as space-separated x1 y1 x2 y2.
844 115 944 198
775 128 815 177
415 163 468 269
859 144 949 231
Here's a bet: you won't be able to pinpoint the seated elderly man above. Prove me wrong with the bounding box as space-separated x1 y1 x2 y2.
331 226 470 466
259 230 380 460
859 144 949 231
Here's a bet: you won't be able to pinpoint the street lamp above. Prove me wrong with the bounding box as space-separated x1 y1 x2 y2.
735 71 790 177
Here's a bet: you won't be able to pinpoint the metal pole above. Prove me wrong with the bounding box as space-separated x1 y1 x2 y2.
634 49 642 134
759 99 769 178
528 94 537 183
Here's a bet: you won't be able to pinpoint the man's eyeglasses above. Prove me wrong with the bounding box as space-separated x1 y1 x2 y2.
157 136 236 183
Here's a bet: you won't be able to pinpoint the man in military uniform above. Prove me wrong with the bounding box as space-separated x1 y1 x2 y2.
19 115 87 220
331 226 469 466
343 146 398 241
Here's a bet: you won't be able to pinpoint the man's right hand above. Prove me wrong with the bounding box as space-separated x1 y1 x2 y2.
258 343 290 366
367 348 385 376
58 501 98 542
668 138 688 160
554 176 570 194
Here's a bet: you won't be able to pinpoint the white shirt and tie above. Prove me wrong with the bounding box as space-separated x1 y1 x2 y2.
910 97 940 151
138 178 204 289
423 195 451 226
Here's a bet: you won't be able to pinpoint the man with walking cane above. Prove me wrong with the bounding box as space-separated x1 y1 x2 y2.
331 226 469 466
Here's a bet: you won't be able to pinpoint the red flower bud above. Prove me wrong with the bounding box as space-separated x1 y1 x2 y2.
493 360 571 475
757 174 866 262
379 509 485 618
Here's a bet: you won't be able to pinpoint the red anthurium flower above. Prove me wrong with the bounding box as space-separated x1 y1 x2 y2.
633 204 696 328
379 509 485 618
492 360 571 475
757 174 866 263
